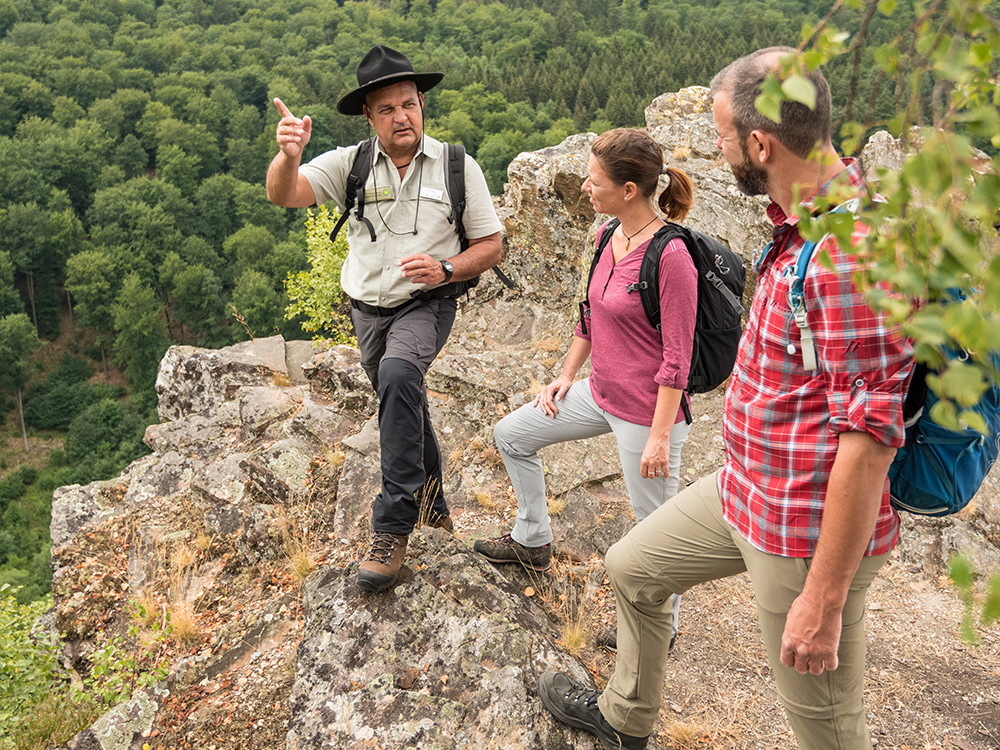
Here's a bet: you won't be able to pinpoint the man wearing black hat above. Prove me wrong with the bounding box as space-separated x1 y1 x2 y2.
266 45 503 592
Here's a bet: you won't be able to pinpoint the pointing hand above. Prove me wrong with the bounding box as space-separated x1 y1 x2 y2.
274 98 312 159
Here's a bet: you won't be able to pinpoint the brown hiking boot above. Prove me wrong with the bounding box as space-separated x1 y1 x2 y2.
473 533 551 572
357 532 408 591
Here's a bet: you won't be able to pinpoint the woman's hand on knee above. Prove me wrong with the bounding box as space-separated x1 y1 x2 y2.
534 376 572 417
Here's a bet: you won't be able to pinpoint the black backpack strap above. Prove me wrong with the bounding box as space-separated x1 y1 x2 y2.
638 225 694 423
579 219 619 335
632 224 682 332
330 137 377 244
445 142 515 291
444 143 468 251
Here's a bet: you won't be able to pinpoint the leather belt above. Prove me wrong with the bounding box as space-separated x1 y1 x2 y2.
350 298 419 317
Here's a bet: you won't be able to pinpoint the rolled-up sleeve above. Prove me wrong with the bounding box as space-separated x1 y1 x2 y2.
808 237 913 447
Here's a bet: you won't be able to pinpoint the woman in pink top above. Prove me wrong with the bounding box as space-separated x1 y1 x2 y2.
475 128 697 644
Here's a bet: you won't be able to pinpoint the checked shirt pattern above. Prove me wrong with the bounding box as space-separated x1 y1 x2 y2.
719 159 914 558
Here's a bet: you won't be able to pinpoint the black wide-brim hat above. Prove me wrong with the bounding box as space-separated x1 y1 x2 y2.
337 45 444 116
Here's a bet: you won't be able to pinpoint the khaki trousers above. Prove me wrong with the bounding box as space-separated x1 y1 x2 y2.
597 471 889 749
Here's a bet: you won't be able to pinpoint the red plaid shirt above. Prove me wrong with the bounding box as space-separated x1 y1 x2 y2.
720 158 913 558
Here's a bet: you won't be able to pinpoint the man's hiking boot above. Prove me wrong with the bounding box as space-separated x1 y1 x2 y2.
537 671 648 750
473 533 551 572
595 628 677 655
425 513 454 533
357 532 408 591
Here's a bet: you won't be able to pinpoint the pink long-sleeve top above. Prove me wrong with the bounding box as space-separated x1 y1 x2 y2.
576 221 698 426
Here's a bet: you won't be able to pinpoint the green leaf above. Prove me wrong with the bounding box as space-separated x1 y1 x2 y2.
877 0 897 16
949 553 975 589
983 576 1000 625
904 312 947 346
937 361 988 408
928 397 960 430
781 75 817 110
969 41 992 67
957 410 988 434
755 75 785 124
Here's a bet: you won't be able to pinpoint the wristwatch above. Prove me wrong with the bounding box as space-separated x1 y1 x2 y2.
440 260 454 283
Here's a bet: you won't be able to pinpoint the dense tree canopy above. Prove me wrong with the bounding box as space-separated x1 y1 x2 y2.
0 0 926 406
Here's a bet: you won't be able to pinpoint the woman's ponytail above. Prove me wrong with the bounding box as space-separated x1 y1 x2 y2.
657 166 694 222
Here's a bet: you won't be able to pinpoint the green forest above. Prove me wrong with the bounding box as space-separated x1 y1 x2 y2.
0 0 927 603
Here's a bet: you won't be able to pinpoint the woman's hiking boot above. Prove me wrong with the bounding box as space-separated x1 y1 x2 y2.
473 533 551 571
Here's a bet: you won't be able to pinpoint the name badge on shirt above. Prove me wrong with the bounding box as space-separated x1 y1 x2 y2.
364 185 395 203
419 186 444 201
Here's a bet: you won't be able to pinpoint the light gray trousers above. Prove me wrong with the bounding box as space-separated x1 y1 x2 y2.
493 378 690 635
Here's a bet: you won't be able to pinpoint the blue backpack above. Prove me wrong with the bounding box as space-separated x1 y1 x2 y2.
788 238 1000 517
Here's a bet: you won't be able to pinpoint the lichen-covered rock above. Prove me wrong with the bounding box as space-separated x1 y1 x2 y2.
155 335 294 423
286 529 601 750
64 684 170 750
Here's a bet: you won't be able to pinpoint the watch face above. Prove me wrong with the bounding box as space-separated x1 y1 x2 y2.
441 260 454 280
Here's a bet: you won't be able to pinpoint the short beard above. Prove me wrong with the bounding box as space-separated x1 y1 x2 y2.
731 143 769 197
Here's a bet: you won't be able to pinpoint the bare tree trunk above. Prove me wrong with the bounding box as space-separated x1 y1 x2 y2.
17 388 28 452
66 288 76 344
26 271 38 333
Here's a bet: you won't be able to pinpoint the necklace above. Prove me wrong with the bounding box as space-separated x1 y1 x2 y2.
621 216 660 252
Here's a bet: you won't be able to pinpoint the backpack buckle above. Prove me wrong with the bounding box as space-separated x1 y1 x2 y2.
625 281 648 294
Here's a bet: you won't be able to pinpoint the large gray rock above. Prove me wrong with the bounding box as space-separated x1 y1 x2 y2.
155 335 295 423
287 529 600 750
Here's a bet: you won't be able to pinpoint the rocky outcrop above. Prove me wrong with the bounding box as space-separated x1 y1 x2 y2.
287 530 601 750
48 88 1000 750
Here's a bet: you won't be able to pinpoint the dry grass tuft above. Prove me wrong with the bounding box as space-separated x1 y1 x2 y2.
662 720 712 748
561 619 588 655
274 501 318 584
415 477 443 529
170 544 196 578
474 489 496 510
194 531 213 552
133 586 160 628
169 601 201 646
287 541 317 582
325 447 346 469
547 495 567 516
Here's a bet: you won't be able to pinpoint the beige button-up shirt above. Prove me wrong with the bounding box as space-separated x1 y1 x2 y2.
299 134 501 308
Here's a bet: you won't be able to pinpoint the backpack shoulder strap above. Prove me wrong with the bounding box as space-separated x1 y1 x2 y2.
579 219 619 335
444 142 468 250
633 223 684 332
786 237 823 372
444 142 515 290
329 137 377 244
785 198 863 372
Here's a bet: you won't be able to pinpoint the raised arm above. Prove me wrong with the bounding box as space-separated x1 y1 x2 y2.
266 98 318 208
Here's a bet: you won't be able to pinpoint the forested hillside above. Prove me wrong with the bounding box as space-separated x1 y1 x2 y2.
0 0 920 602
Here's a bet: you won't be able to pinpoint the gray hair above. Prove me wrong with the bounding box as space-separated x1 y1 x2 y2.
710 46 832 159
